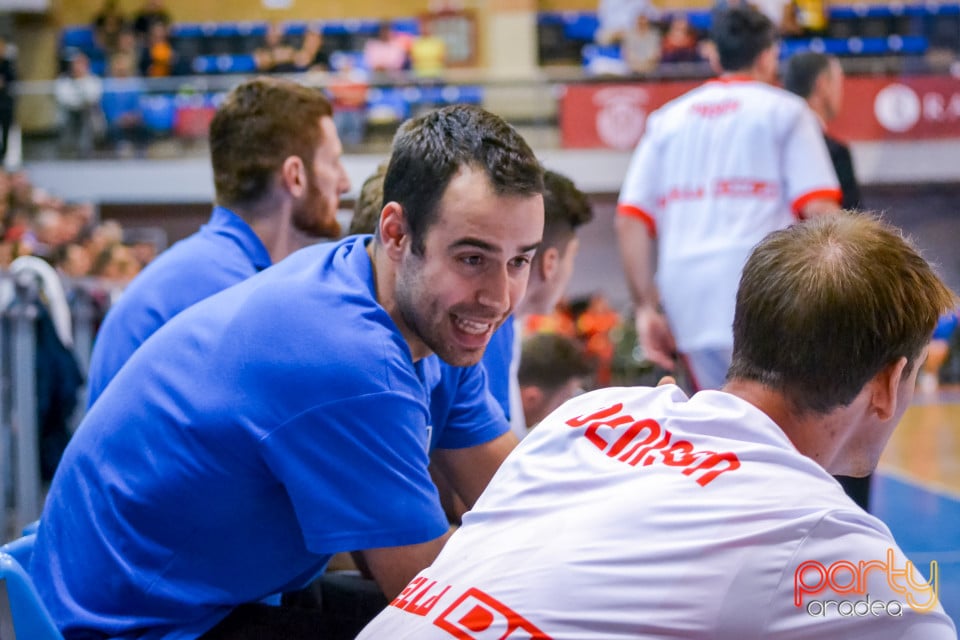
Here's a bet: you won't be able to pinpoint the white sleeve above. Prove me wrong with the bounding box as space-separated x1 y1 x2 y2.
617 114 662 219
762 510 957 639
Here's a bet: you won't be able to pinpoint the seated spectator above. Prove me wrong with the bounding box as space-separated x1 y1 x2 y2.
54 50 104 158
328 56 369 147
139 20 174 77
623 11 661 74
660 14 701 64
363 22 408 78
254 22 297 73
293 25 330 72
92 0 129 55
518 332 594 430
596 0 653 45
410 22 445 79
103 52 149 156
132 0 171 44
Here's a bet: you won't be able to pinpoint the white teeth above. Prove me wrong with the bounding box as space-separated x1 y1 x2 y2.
455 317 491 335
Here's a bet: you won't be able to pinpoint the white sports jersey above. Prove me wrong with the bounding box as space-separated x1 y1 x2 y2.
358 386 956 640
618 79 841 352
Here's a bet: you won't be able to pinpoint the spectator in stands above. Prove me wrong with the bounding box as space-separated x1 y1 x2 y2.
0 36 15 168
92 0 129 55
659 14 701 64
139 20 174 78
328 55 369 147
103 51 149 157
363 21 409 78
55 50 104 159
254 22 297 73
410 21 446 79
518 332 594 429
32 103 543 640
919 308 959 394
293 25 330 72
132 0 171 44
595 0 652 45
84 76 350 406
784 51 862 210
623 11 661 74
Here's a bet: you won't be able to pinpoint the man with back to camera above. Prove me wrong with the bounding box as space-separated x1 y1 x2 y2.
358 213 958 639
30 104 544 640
616 5 841 392
784 50 871 512
85 76 350 407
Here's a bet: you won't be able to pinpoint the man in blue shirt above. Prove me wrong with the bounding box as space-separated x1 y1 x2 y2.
85 76 351 406
482 169 594 437
32 104 545 640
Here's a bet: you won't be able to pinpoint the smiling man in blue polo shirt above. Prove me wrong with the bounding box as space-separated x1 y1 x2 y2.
85 76 351 407
32 104 544 640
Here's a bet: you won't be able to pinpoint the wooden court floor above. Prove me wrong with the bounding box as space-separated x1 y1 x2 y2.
873 385 960 626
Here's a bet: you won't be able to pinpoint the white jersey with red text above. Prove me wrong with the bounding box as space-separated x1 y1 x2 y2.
617 78 841 353
357 385 956 640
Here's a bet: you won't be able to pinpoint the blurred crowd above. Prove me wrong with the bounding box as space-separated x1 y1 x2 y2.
0 168 153 283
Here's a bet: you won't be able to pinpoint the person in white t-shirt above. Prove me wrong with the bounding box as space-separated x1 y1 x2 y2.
616 5 842 391
357 213 958 639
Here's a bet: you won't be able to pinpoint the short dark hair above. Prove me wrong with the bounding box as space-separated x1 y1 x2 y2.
381 104 544 255
710 6 777 72
348 162 388 236
209 76 333 211
783 51 833 99
541 170 593 257
729 214 956 414
518 333 594 391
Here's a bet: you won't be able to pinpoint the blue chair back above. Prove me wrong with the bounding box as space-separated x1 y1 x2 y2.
0 551 63 639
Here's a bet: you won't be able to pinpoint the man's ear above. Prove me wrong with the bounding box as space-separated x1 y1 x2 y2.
520 385 543 418
378 202 407 260
280 156 306 198
539 246 560 282
870 356 909 421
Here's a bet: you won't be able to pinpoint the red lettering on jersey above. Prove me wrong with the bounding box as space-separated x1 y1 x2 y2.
433 587 552 639
390 577 450 617
691 99 740 118
566 403 741 486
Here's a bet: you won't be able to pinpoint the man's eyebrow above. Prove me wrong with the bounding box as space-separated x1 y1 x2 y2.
449 238 542 254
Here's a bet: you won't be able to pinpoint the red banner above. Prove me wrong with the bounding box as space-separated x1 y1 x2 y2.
560 75 960 149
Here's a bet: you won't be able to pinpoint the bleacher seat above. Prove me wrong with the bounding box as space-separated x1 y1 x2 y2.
140 94 177 134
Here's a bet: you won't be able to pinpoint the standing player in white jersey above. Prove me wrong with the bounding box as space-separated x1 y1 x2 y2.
616 5 842 391
357 214 958 640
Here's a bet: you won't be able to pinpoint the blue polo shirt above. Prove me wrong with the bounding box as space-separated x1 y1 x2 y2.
86 206 272 407
33 235 476 640
481 319 515 419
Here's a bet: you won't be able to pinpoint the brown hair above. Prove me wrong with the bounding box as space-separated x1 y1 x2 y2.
729 213 956 414
348 162 388 236
540 170 593 259
209 76 333 211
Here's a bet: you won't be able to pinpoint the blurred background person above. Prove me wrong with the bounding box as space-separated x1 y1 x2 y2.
784 51 862 210
55 50 104 159
518 332 595 431
0 35 15 168
622 10 661 74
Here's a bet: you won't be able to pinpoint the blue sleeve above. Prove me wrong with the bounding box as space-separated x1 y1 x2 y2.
480 321 515 419
433 365 509 451
260 392 449 554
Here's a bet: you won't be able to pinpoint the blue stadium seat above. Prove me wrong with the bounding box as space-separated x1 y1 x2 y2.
780 35 928 57
0 551 62 640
